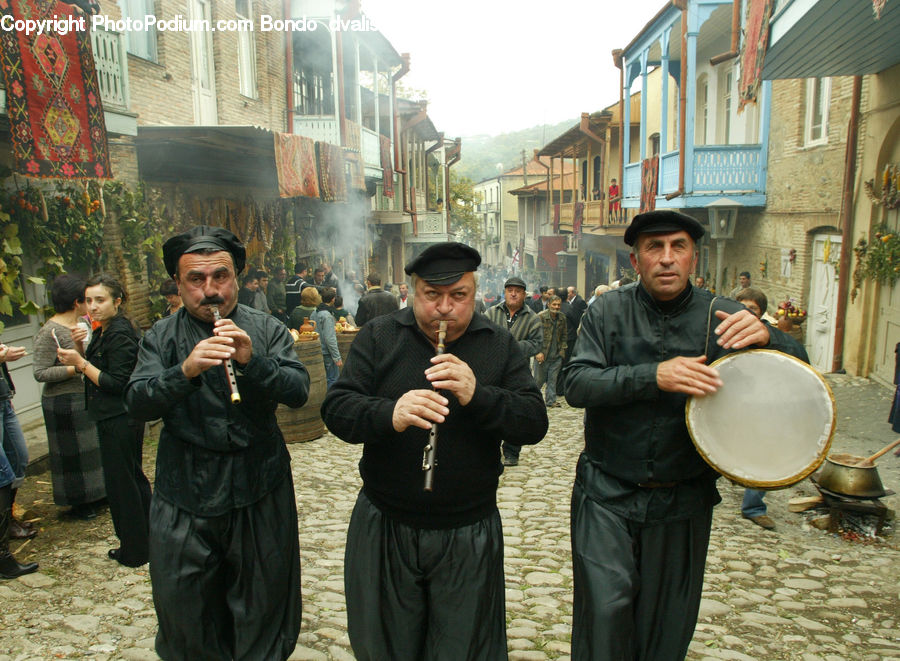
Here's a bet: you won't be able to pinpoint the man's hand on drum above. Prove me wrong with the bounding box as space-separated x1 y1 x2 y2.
393 390 449 432
657 355 723 397
713 309 770 350
425 353 476 406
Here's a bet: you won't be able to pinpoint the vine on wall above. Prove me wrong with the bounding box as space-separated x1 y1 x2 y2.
851 226 900 302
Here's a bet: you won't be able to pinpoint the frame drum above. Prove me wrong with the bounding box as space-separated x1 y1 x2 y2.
686 350 835 489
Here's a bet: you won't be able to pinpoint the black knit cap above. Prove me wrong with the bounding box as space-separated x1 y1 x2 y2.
623 210 705 246
163 225 246 278
504 276 526 289
404 242 481 285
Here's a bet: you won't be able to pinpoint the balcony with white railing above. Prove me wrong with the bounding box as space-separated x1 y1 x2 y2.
293 116 340 145
361 127 381 168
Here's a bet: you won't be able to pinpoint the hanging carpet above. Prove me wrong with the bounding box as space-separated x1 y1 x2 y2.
316 141 347 203
640 156 659 213
0 0 111 179
738 0 774 112
274 133 319 198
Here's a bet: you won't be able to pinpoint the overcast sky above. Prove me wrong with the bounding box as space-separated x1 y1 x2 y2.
360 0 668 137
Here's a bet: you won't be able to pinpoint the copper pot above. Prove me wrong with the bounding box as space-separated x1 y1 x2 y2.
816 453 886 498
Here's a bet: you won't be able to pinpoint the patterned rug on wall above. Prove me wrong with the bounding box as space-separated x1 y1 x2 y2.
0 0 111 179
640 156 659 213
274 133 319 198
316 141 347 203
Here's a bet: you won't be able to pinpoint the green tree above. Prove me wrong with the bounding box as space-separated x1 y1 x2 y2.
448 171 481 245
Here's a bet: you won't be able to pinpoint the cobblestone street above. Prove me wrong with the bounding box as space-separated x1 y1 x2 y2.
1 375 899 660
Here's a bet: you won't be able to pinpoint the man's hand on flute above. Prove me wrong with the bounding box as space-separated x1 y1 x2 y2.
425 353 476 405
212 317 253 365
181 336 237 379
392 390 448 432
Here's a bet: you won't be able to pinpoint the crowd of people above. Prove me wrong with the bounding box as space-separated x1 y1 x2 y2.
0 211 818 660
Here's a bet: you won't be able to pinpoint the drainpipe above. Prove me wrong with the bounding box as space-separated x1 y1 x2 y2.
613 49 625 191
831 75 862 373
665 0 687 201
392 54 410 171
391 54 411 225
709 0 740 66
284 0 293 131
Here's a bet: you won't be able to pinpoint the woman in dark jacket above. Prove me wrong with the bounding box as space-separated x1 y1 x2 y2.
58 275 151 567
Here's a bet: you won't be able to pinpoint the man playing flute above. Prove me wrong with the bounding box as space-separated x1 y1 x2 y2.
125 225 310 661
322 242 548 660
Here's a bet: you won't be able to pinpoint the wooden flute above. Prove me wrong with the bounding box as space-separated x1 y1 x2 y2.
422 321 447 491
210 305 241 404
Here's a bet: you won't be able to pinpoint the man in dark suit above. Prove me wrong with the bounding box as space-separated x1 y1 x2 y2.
557 286 587 398
355 272 399 326
529 286 553 313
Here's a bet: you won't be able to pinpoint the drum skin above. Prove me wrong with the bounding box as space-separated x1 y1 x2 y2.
686 349 835 489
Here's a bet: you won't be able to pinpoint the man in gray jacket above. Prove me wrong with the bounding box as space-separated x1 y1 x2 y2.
486 276 542 466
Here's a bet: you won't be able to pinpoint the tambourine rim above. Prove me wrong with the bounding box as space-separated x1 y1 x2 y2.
685 349 836 489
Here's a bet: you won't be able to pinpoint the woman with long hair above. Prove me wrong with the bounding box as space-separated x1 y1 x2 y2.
57 275 151 567
32 274 106 522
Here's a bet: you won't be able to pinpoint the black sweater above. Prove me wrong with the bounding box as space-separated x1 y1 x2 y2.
321 306 548 528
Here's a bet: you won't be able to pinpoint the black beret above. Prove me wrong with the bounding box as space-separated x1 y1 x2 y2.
623 210 705 246
404 242 481 285
163 225 246 278
504 276 526 289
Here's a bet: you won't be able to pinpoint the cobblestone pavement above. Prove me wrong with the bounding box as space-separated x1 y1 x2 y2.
1 375 899 660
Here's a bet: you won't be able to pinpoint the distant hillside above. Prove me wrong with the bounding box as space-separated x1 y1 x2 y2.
455 118 577 183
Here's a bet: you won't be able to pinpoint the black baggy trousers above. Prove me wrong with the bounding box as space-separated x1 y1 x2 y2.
570 480 713 661
344 491 508 661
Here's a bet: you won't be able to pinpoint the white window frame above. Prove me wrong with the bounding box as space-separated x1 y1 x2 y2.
717 66 733 145
119 0 157 62
804 77 831 147
696 74 709 146
236 0 257 99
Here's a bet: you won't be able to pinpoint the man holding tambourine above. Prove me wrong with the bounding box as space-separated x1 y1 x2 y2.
564 210 802 660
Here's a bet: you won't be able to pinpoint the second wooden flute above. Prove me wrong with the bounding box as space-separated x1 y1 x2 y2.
422 320 447 491
211 305 241 404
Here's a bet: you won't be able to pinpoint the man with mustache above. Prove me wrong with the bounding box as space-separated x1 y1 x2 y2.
322 242 548 660
564 210 801 660
125 226 310 660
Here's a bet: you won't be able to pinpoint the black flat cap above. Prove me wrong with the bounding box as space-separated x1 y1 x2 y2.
624 210 705 246
163 225 246 278
405 242 481 285
504 276 526 289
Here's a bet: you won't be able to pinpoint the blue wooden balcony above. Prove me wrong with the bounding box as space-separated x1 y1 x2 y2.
623 143 766 208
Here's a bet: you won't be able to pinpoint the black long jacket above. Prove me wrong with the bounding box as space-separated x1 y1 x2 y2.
565 283 801 522
322 307 548 529
125 304 309 515
85 313 140 422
